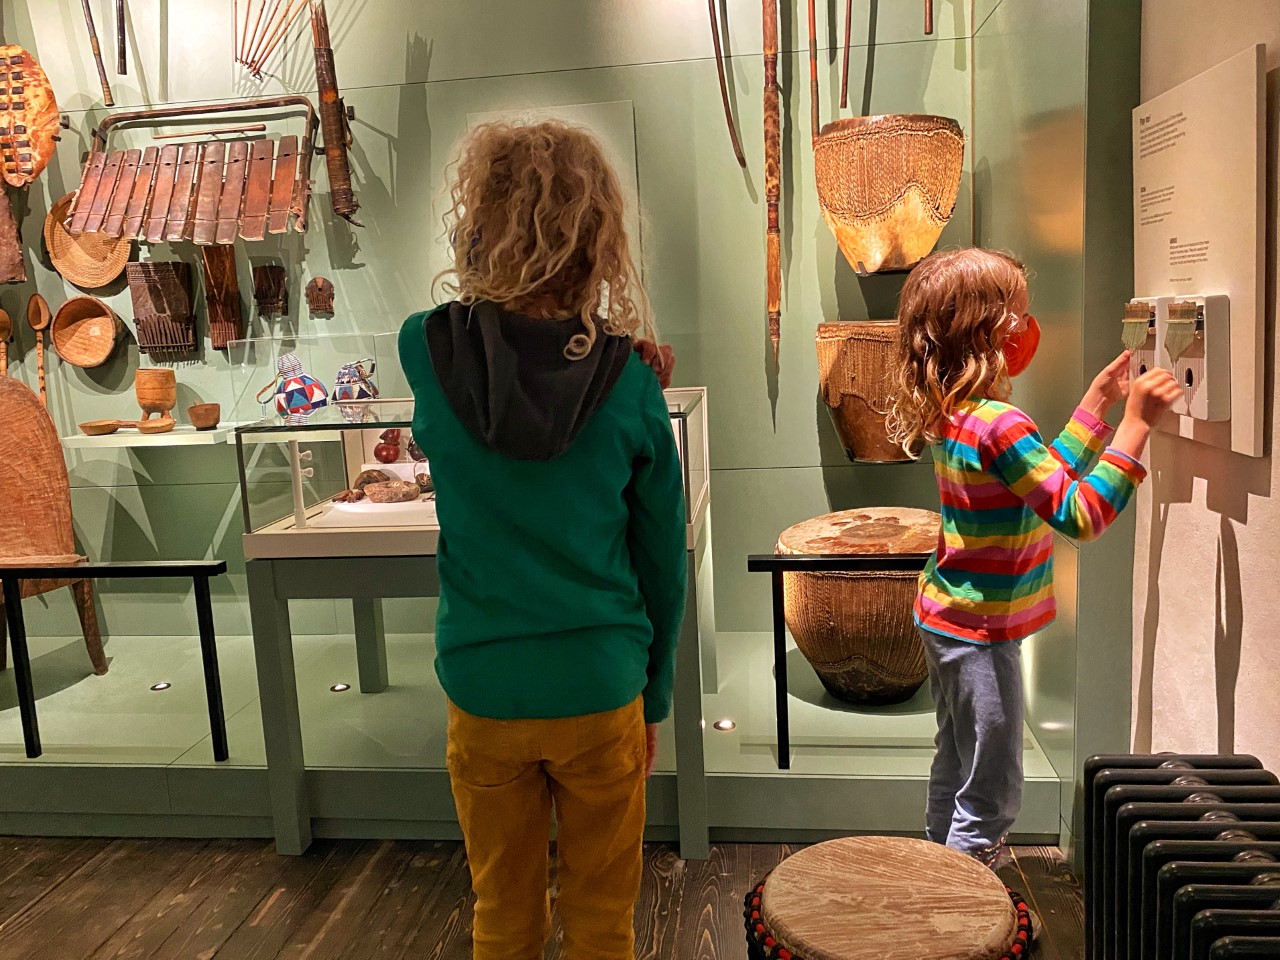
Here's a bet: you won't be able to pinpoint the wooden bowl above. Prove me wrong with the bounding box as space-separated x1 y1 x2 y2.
187 403 221 431
137 417 176 435
52 297 123 368
79 420 124 436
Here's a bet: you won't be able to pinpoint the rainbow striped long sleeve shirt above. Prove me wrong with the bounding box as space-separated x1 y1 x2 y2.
915 398 1146 644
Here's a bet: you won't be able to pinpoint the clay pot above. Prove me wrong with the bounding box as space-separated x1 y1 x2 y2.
187 403 221 431
777 508 940 706
135 368 177 421
813 114 964 274
816 321 916 463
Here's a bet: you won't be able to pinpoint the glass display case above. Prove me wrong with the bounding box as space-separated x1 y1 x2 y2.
231 332 711 559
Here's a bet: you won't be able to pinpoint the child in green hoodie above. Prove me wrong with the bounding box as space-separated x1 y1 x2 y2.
398 120 687 960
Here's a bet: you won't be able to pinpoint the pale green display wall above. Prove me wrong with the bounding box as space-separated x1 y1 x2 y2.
3 0 971 641
2 0 1139 847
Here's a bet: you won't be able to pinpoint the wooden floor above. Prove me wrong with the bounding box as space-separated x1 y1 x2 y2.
0 838 1083 959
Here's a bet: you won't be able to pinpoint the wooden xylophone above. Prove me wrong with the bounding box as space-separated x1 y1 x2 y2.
63 96 318 246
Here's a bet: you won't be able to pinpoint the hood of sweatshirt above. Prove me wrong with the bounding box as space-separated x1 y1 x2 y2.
423 300 632 461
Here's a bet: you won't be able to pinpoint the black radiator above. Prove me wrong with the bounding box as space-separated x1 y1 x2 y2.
1085 754 1280 960
1210 935 1280 957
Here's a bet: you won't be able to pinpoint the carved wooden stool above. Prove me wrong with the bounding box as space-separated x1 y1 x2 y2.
745 836 1032 960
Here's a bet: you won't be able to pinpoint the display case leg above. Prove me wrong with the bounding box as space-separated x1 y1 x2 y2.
247 560 312 855
673 550 710 860
352 597 388 694
771 571 791 770
193 575 229 762
0 578 40 759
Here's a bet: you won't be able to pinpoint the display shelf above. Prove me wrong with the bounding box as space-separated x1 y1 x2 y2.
61 423 251 449
241 506 442 560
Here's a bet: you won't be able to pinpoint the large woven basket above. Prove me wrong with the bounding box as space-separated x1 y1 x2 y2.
816 321 914 463
44 192 131 289
777 508 939 705
51 297 123 368
814 114 964 274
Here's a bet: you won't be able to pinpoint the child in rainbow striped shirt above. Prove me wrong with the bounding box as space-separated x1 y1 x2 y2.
888 248 1181 871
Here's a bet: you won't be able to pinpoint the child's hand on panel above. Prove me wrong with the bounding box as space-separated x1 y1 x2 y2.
1125 368 1182 426
1082 350 1132 417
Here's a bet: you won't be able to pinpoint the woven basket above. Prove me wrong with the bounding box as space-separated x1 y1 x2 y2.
777 508 939 705
814 115 964 274
44 192 131 289
51 297 123 368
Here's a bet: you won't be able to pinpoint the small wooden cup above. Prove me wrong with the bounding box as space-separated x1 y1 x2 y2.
187 403 221 431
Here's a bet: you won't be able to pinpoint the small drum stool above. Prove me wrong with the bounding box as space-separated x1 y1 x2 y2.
744 837 1032 960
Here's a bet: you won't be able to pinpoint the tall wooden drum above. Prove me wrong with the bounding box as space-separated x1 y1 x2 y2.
777 508 939 706
745 837 1032 960
816 321 913 463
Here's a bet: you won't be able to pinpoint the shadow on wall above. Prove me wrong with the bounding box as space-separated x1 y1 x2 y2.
1133 62 1280 752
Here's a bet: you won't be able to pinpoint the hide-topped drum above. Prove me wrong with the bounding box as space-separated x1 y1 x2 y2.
816 321 913 463
746 837 1031 960
776 507 939 705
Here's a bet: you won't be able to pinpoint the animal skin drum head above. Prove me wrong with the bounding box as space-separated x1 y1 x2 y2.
757 837 1021 960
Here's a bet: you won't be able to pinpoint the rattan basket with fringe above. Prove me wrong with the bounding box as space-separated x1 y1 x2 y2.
816 321 914 463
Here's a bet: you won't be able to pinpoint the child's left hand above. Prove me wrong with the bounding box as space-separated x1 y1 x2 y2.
1083 350 1131 417
645 723 659 778
633 339 675 389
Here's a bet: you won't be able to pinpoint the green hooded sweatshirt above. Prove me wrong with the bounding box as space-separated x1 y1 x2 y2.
398 302 688 724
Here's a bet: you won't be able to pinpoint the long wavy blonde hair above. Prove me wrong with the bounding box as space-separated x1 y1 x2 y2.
886 248 1028 451
434 119 655 360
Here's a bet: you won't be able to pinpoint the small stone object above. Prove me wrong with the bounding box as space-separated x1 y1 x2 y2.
333 488 363 503
364 480 421 503
414 469 433 494
305 276 335 314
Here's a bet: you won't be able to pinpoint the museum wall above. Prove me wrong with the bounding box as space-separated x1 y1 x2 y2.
2 0 972 642
1132 0 1280 772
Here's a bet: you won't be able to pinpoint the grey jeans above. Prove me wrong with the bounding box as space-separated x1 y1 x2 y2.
917 625 1025 868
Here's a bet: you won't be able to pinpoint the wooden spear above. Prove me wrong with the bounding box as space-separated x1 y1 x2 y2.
763 0 781 361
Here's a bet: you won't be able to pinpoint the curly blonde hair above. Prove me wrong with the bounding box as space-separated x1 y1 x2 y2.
886 248 1028 452
434 119 655 360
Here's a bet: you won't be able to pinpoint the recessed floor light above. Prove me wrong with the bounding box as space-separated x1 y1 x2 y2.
330 683 351 693
713 718 736 732
150 682 172 691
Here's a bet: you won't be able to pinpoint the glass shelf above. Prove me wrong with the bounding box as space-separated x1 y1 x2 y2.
62 423 249 449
